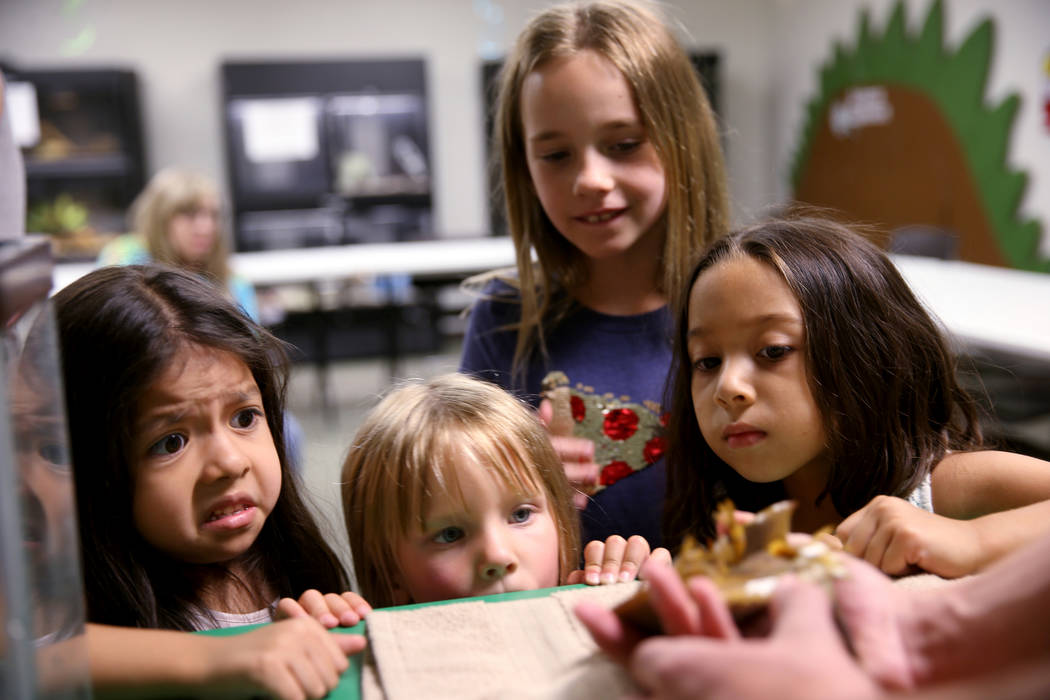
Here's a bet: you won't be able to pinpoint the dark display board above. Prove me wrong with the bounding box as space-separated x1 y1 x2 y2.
221 59 433 251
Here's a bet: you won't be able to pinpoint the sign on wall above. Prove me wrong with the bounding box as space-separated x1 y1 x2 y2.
790 0 1047 272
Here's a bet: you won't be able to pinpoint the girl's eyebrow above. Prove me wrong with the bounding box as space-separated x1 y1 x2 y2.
688 313 803 338
137 384 262 431
528 119 640 144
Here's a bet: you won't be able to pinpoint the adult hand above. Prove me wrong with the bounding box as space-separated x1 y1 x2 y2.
538 397 599 509
836 495 982 577
566 534 672 585
275 589 372 629
575 558 736 665
831 554 919 690
627 578 881 700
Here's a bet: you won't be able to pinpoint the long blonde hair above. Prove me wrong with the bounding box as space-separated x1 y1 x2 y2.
341 373 580 608
493 0 728 382
129 168 231 285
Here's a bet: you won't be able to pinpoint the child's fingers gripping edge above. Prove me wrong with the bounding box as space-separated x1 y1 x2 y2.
598 535 628 584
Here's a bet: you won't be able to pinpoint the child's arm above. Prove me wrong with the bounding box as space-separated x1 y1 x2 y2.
566 534 672 585
836 450 1050 577
274 589 373 628
87 618 364 699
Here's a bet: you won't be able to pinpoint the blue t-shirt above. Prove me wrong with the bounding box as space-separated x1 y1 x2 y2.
460 279 673 548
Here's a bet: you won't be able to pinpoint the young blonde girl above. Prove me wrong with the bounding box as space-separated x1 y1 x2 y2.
54 265 368 698
340 373 668 609
460 0 728 549
665 215 1050 577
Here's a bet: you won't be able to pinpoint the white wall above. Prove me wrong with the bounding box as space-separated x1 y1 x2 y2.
768 0 1050 258
0 0 776 235
1 0 1046 251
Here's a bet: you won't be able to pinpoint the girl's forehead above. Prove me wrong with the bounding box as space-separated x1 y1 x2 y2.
688 257 801 327
140 345 257 407
416 440 541 508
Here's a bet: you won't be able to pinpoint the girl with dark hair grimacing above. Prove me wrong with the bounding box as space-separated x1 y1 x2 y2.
54 264 369 698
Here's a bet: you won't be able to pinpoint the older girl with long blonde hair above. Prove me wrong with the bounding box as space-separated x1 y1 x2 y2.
460 0 728 548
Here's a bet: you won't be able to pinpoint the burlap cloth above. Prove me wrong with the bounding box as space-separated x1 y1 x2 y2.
362 583 641 700
361 574 960 699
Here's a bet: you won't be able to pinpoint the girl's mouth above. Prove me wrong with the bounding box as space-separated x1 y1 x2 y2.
576 208 625 224
202 503 256 530
726 431 766 449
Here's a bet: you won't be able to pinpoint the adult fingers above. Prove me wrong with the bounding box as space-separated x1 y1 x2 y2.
574 600 643 666
686 576 739 640
641 559 701 636
768 578 838 645
630 636 721 698
832 556 915 690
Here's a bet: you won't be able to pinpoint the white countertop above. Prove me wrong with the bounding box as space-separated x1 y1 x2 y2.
51 240 1050 363
890 254 1050 363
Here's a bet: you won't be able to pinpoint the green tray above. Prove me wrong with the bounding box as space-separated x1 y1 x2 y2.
203 584 585 699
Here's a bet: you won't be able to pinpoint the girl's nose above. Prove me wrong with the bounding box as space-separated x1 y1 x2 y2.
573 151 614 197
714 359 756 409
203 432 251 481
477 528 517 582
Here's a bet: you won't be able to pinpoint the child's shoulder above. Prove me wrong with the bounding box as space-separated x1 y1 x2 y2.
462 268 521 300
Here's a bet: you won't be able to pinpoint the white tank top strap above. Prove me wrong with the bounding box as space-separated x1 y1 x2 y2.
904 472 934 512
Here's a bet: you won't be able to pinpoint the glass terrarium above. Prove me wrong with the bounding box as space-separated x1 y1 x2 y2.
0 237 90 699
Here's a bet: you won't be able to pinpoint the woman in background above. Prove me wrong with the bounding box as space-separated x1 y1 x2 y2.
98 167 258 321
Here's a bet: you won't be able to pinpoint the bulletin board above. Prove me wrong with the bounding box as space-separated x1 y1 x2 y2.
789 0 1048 273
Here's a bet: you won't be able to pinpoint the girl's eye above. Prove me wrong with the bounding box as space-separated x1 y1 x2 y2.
509 506 534 524
231 407 262 429
147 433 187 457
758 345 793 361
692 356 720 372
608 140 641 155
432 526 465 545
38 440 71 469
538 150 569 163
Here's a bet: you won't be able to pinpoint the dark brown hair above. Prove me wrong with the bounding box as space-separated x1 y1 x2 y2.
54 265 348 629
663 215 983 548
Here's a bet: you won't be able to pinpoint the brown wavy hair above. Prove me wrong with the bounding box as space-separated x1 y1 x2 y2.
491 0 728 384
663 215 984 548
